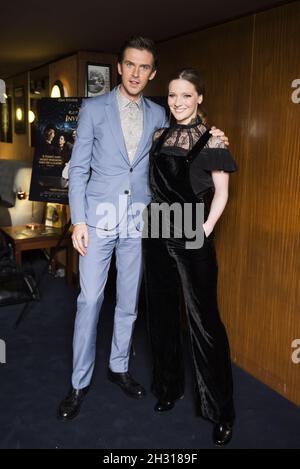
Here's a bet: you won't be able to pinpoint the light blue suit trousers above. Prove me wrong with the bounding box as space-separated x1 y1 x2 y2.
72 218 142 388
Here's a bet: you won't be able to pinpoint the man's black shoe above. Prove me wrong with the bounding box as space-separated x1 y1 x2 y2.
57 386 89 421
107 368 146 399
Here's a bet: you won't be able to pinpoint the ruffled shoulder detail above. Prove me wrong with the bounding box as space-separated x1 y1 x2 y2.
192 148 238 173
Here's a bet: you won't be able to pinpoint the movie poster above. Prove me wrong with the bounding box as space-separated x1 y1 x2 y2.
29 97 83 204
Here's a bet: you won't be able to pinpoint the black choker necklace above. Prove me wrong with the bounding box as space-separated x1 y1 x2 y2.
173 115 202 129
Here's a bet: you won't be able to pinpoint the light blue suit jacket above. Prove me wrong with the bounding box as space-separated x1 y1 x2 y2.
68 87 167 229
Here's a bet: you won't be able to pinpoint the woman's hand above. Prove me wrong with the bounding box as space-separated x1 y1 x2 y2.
203 222 213 238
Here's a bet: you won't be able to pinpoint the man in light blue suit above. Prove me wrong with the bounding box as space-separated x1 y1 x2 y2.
58 36 228 420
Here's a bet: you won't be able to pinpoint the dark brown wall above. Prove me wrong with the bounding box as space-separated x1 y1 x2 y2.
147 1 300 405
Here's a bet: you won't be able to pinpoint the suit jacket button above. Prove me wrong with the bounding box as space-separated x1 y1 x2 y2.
130 168 133 172
124 190 129 194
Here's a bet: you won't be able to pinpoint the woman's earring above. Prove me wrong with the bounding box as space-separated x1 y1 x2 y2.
168 109 172 125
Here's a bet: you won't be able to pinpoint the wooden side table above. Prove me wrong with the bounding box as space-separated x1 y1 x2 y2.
0 224 74 286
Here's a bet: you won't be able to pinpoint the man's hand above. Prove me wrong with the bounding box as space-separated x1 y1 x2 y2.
72 223 88 256
210 126 229 146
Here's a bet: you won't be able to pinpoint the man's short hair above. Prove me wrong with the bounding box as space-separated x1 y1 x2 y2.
118 36 158 70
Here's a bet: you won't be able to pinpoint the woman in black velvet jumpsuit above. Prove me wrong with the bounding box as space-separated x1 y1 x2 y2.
142 69 238 446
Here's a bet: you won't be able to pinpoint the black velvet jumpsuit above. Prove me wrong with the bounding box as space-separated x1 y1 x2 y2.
142 118 238 424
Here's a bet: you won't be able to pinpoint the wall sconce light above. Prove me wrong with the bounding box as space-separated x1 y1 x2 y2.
17 189 27 200
51 80 64 98
28 110 35 123
16 107 23 121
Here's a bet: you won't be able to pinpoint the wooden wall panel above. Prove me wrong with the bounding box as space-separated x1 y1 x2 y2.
147 1 300 406
240 2 300 404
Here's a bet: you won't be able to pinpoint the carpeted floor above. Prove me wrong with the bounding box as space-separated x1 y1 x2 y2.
0 252 300 449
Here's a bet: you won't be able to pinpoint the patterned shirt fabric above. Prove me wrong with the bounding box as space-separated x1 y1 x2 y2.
116 86 144 163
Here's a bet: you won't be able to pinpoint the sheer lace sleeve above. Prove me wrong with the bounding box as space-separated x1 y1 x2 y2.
153 128 165 141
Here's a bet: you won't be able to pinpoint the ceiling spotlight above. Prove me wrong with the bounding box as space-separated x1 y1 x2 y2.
34 79 43 95
30 78 46 95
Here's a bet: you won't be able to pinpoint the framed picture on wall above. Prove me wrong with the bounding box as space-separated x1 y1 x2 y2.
14 86 26 134
85 63 111 97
